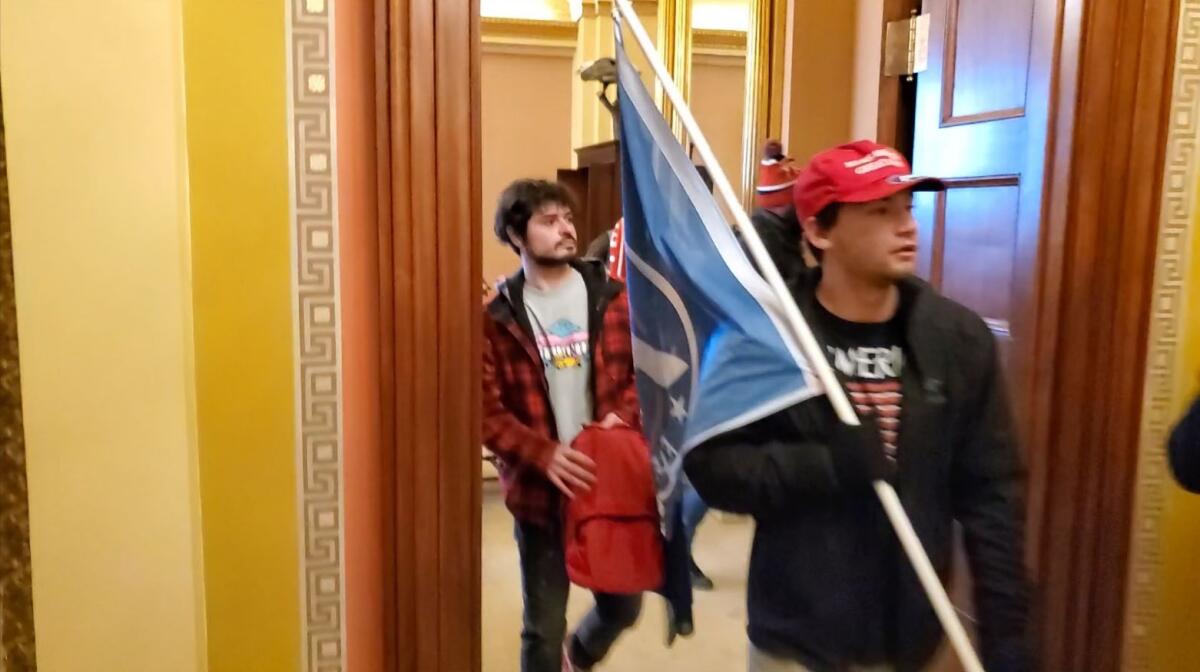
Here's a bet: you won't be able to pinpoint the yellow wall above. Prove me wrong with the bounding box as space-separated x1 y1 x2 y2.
0 2 206 671
783 0 856 161
481 47 576 284
1150 169 1200 670
692 52 748 196
181 1 301 670
851 0 883 141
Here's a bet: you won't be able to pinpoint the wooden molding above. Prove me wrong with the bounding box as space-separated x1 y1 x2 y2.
378 1 482 670
693 28 747 56
1032 0 1180 669
482 9 752 56
576 0 658 18
0 70 36 672
482 42 576 58
480 16 576 52
937 0 1027 127
875 0 922 157
656 0 693 142
692 50 747 67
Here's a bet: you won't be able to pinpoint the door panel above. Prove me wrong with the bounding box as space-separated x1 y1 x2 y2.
910 0 1059 669
912 0 1056 444
943 0 1036 122
941 185 1019 322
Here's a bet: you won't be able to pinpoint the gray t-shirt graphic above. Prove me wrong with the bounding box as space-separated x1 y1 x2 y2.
524 269 593 446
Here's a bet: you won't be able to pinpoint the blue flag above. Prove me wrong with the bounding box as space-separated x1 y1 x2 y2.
615 26 824 531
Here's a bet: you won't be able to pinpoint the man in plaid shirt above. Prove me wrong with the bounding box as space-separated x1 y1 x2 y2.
483 179 643 672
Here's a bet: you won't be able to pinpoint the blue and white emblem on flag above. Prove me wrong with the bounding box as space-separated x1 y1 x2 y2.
615 24 825 531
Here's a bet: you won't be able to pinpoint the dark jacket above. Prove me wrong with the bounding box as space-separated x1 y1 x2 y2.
585 229 613 261
482 259 642 526
747 206 806 286
683 271 1032 672
1169 394 1200 493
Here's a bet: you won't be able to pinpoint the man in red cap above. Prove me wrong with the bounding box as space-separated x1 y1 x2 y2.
684 141 1033 671
748 139 806 286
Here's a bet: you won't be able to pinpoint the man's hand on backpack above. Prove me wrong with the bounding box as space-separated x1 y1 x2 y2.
547 444 597 499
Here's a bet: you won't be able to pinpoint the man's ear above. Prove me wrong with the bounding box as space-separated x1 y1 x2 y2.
800 216 831 255
506 225 524 251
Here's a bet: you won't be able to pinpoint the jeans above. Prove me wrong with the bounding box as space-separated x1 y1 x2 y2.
515 518 643 672
681 480 710 551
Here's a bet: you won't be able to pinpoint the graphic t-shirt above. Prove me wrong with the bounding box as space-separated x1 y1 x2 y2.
524 270 593 445
813 299 906 462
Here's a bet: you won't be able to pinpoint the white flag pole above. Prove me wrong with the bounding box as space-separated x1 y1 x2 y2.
611 3 985 671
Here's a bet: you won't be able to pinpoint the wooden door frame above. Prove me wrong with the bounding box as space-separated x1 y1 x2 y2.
1032 0 1179 669
374 1 482 671
369 0 1180 669
876 0 923 158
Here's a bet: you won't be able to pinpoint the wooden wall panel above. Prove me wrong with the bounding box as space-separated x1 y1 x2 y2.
377 1 482 671
336 0 386 668
875 0 922 156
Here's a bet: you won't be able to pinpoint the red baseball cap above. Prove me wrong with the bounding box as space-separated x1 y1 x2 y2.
792 140 944 220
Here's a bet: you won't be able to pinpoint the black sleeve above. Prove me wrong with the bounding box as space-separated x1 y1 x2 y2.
754 217 806 286
584 229 613 260
1169 394 1200 493
740 211 806 286
952 335 1034 671
682 402 840 517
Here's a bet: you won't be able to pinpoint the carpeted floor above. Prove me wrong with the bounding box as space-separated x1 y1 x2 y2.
482 480 755 672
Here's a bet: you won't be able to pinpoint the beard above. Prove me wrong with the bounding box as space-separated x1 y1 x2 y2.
528 239 577 267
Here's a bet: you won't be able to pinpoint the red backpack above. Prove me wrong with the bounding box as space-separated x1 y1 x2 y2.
563 425 663 593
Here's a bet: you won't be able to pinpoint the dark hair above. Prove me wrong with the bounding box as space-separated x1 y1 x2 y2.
493 179 578 253
805 202 841 263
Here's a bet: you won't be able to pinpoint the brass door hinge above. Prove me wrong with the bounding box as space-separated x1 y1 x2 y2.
883 10 930 80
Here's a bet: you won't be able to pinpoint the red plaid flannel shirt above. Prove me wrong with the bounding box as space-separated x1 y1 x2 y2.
482 266 642 527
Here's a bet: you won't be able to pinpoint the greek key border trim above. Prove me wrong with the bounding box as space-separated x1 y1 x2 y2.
285 0 346 670
1123 2 1200 668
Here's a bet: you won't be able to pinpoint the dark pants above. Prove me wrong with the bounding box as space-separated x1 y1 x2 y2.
515 518 643 672
681 480 710 551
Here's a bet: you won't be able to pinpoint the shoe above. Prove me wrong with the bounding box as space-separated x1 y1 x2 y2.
664 603 695 646
690 558 714 591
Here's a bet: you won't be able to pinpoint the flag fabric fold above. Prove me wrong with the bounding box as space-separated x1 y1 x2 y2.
615 25 824 528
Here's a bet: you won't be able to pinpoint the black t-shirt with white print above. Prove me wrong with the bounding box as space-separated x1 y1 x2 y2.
812 299 906 463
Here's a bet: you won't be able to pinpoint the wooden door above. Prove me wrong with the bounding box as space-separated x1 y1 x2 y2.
909 1 1060 668
903 1 1180 670
911 0 1057 419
